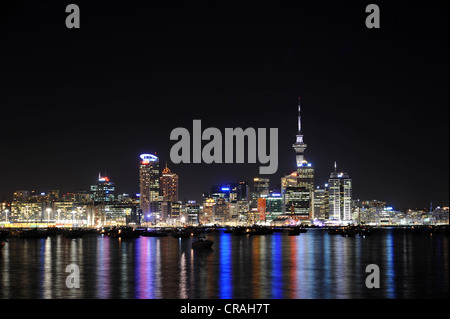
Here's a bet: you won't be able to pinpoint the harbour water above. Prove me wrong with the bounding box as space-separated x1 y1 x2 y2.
0 228 448 299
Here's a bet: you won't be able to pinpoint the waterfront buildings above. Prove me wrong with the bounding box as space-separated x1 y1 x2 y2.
1 99 447 227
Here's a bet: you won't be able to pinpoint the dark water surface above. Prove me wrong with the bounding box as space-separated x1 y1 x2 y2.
0 229 448 299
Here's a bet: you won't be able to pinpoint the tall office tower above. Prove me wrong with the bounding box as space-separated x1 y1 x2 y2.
90 175 115 203
236 181 249 201
313 185 329 220
285 97 315 220
253 177 270 195
139 153 160 222
328 162 352 222
251 177 270 208
201 197 215 224
213 198 230 224
186 201 200 225
160 163 179 202
265 193 283 222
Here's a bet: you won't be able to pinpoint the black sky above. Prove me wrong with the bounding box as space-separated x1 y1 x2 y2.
0 0 448 209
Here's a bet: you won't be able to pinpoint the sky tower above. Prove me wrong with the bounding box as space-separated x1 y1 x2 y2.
283 97 315 222
293 97 308 166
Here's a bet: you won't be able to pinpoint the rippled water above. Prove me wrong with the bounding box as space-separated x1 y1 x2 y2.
0 229 448 299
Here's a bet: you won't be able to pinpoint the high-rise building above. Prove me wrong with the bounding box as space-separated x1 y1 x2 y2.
284 97 315 221
139 153 160 222
313 185 329 220
328 163 352 222
265 193 283 222
90 175 115 203
252 177 270 196
251 177 270 208
160 163 179 202
236 181 249 202
201 197 215 224
210 184 232 202
213 197 230 224
186 201 200 225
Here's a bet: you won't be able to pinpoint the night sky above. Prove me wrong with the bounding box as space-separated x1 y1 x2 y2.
0 0 448 209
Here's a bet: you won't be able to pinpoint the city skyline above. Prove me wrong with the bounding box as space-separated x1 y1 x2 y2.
0 95 448 211
0 1 448 306
0 1 448 210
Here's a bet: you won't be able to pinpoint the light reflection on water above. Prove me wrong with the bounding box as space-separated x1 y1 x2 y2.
0 229 448 299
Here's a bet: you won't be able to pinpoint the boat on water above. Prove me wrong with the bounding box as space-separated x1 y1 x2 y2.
192 235 214 249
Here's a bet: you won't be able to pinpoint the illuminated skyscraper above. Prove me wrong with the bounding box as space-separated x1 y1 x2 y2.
160 163 179 202
236 181 249 202
90 175 115 203
139 153 160 222
284 97 315 221
251 177 270 208
328 162 352 222
313 185 329 220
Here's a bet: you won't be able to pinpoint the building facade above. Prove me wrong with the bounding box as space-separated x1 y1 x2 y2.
328 165 352 222
139 153 160 223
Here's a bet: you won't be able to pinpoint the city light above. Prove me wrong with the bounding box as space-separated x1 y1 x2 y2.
140 153 159 164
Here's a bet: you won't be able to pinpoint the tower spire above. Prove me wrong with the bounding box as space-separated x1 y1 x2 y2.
334 161 337 172
293 97 307 166
297 96 302 133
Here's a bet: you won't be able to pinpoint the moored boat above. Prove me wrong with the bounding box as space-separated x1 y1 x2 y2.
192 235 214 249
